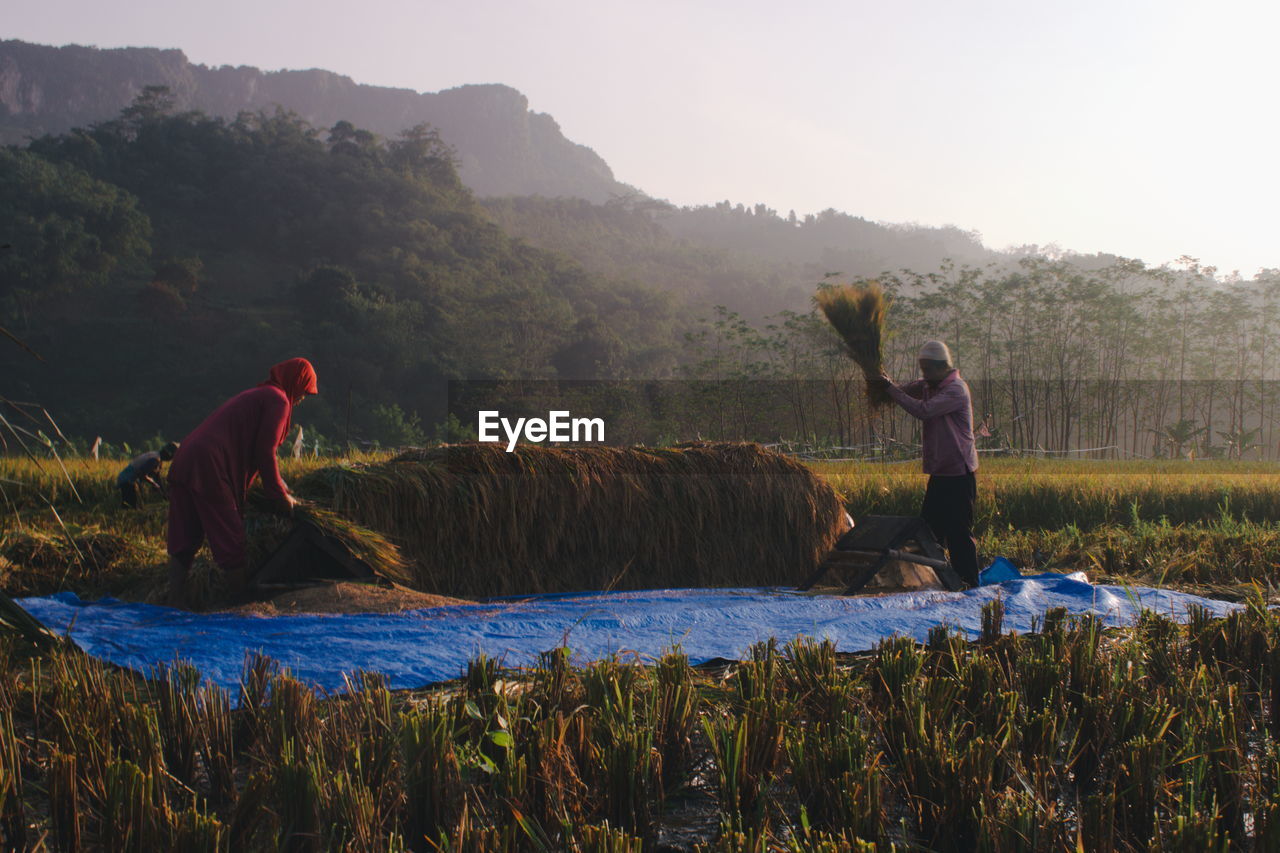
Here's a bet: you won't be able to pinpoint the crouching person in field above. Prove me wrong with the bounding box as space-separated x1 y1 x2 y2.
165 358 318 607
117 442 179 508
877 341 980 587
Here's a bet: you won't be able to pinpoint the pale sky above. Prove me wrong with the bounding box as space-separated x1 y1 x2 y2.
9 0 1280 277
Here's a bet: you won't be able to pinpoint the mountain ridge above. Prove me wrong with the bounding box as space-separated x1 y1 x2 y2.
0 39 633 200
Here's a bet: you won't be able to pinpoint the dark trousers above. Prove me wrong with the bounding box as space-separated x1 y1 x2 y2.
119 481 141 509
921 472 979 586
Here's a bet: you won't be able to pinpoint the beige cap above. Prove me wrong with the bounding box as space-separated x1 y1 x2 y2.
918 340 952 364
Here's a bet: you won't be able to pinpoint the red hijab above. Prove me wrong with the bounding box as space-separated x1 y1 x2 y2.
261 358 318 432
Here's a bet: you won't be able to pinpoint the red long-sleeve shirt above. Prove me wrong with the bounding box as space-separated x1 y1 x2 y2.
168 385 292 508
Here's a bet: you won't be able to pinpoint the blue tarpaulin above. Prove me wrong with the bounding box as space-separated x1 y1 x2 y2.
17 573 1239 698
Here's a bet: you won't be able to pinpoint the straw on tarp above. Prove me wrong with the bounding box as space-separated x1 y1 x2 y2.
244 493 411 585
0 589 62 651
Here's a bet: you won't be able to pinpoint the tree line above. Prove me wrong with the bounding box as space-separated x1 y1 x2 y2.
673 257 1280 460
4 90 1277 456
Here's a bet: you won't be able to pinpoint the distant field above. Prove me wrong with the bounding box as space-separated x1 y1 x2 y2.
813 457 1280 530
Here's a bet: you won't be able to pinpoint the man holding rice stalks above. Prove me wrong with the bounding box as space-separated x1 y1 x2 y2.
164 358 318 607
878 341 980 587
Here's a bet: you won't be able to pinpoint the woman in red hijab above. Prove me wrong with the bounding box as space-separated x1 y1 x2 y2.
166 358 318 607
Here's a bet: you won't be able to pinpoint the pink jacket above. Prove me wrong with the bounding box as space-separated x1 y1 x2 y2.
886 370 978 476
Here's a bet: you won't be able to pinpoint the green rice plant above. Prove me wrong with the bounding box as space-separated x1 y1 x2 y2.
112 700 165 782
694 824 770 852
595 717 658 834
578 656 662 833
1112 733 1167 843
430 800 519 852
953 654 1009 721
582 655 644 726
784 709 882 838
327 672 399 817
195 682 236 807
782 637 854 724
1013 641 1068 711
48 749 84 850
463 652 503 719
892 717 1009 849
732 640 783 707
975 788 1066 853
572 822 645 852
1016 707 1073 803
323 767 381 851
99 758 165 853
531 646 581 715
1170 672 1247 841
1063 614 1106 700
872 635 924 698
44 650 122 795
775 827 884 852
651 649 698 794
400 701 463 845
1151 752 1231 852
1267 641 1280 739
1134 609 1182 688
167 805 226 851
236 653 278 752
150 662 202 788
1076 784 1118 853
702 706 786 833
980 597 1004 643
272 738 323 853
255 671 323 761
524 709 595 832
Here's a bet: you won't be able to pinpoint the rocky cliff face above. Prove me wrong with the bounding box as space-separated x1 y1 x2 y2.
0 39 632 201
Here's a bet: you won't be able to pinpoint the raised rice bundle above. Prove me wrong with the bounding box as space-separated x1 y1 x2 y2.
815 281 893 408
288 442 849 598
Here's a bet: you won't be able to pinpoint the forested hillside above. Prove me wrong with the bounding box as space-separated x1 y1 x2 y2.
0 39 630 200
1 92 676 444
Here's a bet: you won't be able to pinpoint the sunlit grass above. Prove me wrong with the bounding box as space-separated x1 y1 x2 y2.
813 457 1280 530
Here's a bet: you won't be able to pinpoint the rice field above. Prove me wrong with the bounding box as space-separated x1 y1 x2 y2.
3 605 1280 849
4 451 1280 848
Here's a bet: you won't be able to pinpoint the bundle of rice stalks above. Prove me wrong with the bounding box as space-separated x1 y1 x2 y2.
815 281 892 407
243 492 410 585
0 589 62 651
287 442 848 598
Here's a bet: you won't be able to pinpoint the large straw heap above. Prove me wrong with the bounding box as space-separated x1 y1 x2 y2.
815 281 893 407
287 442 848 598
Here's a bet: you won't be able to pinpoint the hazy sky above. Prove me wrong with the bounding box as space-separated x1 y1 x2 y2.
9 0 1280 276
